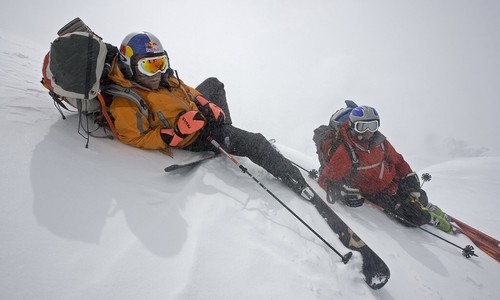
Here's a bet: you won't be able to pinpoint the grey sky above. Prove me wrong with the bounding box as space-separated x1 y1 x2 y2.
2 0 499 168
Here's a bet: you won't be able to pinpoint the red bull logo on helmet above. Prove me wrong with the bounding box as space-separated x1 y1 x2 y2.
145 41 161 53
120 32 164 58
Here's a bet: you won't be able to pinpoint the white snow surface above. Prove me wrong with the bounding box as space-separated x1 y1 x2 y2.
1 32 499 300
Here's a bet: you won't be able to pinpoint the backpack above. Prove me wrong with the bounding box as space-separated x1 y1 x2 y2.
313 100 359 175
41 17 149 146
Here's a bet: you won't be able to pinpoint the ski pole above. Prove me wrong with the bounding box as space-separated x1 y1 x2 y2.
288 160 319 179
418 224 477 258
285 158 477 258
387 212 477 258
266 140 319 179
420 173 432 188
417 173 477 258
208 137 352 264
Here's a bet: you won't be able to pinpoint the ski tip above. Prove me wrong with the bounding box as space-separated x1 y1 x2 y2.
164 153 217 173
164 164 197 173
164 165 182 172
367 272 391 290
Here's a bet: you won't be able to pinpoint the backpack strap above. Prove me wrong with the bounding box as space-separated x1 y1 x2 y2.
344 135 390 185
101 84 149 117
339 136 359 184
96 93 120 141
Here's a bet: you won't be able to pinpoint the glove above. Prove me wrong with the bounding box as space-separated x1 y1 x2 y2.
327 183 365 207
407 189 429 209
193 95 226 125
340 185 365 207
160 110 205 147
397 172 421 199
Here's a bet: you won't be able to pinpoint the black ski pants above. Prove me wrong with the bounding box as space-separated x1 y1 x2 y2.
368 190 431 227
185 77 303 186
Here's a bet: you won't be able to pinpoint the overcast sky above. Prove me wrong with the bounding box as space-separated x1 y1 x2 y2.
1 0 499 169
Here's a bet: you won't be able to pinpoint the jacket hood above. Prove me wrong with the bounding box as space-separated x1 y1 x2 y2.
107 56 136 88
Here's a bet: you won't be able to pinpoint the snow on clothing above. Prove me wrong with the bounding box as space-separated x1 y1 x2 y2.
318 121 430 226
318 121 412 196
106 63 304 188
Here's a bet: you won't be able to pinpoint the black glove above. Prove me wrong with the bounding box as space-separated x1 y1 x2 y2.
327 183 365 207
397 172 421 199
193 95 226 125
419 189 429 207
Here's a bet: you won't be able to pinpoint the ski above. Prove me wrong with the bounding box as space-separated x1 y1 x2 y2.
164 152 217 173
286 155 490 261
448 215 500 263
310 191 390 290
206 138 389 289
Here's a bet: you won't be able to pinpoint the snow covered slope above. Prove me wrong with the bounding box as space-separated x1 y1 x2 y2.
1 32 499 300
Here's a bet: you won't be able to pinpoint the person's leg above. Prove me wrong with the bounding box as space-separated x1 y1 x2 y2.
369 193 431 227
186 124 308 195
396 200 432 226
196 77 232 124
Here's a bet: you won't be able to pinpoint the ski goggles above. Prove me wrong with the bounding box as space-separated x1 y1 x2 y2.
136 55 168 76
353 120 379 133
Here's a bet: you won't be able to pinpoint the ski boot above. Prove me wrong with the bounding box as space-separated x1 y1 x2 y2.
280 173 315 201
427 203 447 219
429 210 453 233
427 203 455 233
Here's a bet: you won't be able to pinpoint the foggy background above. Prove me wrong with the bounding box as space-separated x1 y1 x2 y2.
1 0 499 170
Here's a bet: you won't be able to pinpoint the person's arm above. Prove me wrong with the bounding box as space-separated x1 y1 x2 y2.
318 144 353 188
385 140 413 180
110 97 167 150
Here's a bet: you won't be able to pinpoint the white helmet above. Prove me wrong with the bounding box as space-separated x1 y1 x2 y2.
349 106 380 133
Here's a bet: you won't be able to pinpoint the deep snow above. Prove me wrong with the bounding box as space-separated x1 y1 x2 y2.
1 30 499 300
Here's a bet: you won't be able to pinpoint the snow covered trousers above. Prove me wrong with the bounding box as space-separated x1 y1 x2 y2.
186 78 306 191
195 77 233 125
368 191 431 227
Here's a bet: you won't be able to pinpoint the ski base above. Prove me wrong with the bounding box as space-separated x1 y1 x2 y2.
448 215 500 263
311 193 390 289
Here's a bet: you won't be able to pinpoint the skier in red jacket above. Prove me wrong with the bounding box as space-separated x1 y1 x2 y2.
318 105 452 232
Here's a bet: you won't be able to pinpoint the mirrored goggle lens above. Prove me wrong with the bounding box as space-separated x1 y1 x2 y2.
137 55 168 76
354 120 379 133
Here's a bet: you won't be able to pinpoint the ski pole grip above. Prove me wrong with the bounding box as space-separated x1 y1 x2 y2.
208 136 219 148
208 136 243 170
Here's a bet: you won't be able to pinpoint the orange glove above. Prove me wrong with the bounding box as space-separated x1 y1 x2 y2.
194 95 226 124
160 111 205 146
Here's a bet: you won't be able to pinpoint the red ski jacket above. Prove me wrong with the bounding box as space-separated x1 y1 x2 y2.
318 122 413 196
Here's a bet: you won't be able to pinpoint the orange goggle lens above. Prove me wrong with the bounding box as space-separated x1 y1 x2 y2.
137 55 168 76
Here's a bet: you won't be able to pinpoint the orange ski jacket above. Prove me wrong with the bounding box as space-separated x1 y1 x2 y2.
107 62 203 150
